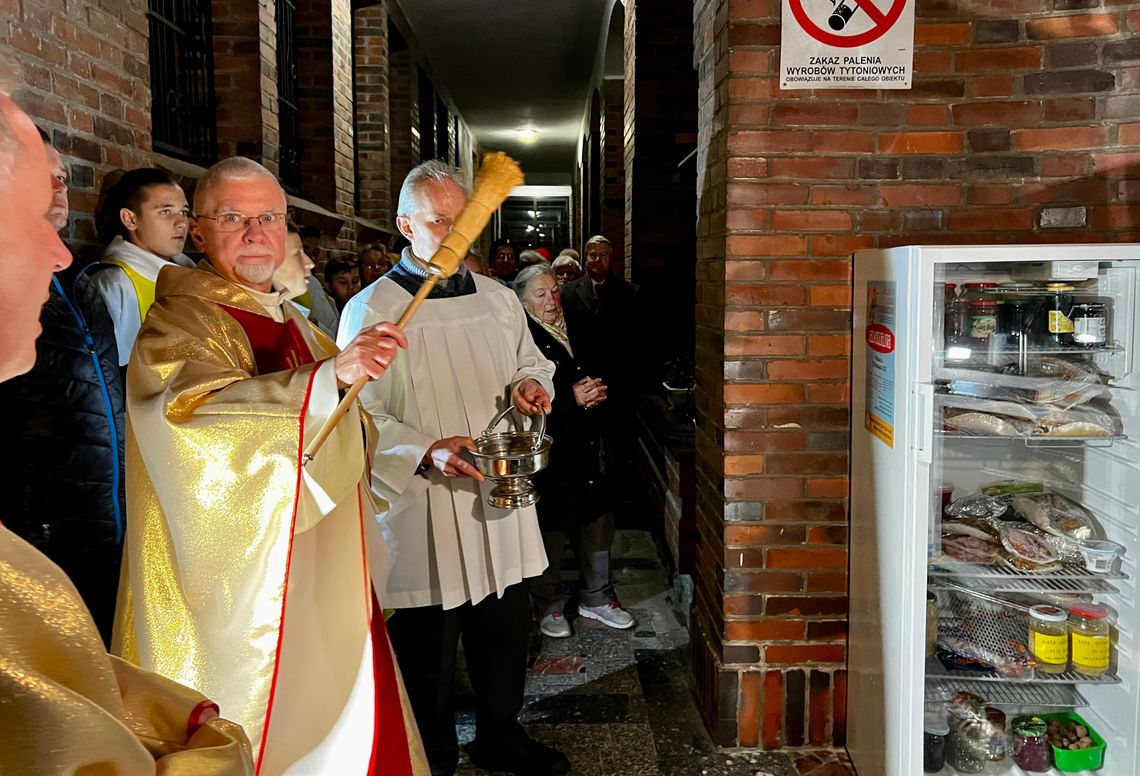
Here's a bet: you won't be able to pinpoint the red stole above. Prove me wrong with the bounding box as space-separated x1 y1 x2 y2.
220 305 315 373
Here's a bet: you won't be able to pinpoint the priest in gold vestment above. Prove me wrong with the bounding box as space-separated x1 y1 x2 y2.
113 157 427 775
0 83 253 773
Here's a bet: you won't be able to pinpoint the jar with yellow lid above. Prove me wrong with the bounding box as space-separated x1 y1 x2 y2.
1069 603 1110 676
1028 605 1068 674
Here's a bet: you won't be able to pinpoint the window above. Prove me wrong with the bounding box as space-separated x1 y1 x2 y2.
276 0 301 192
147 0 217 165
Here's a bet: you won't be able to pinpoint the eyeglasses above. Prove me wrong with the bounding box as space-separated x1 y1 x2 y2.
196 211 287 232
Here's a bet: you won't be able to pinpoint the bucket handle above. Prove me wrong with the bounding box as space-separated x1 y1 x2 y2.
481 404 547 452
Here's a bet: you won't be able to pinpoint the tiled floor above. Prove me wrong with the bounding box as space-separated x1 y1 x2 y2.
451 530 856 776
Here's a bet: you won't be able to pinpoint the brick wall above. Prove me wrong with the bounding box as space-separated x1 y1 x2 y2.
295 0 355 218
601 78 626 269
354 3 391 225
212 0 278 170
1 0 152 246
388 43 418 219
623 0 698 359
691 0 1140 752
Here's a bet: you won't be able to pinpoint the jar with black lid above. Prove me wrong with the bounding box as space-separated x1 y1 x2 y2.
1071 301 1108 348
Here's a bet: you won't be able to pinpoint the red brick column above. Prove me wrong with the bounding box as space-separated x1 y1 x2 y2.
601 79 626 271
388 42 419 214
294 0 355 217
692 0 1140 751
354 3 391 224
211 0 278 171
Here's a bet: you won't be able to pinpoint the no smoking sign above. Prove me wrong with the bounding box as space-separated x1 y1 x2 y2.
780 0 914 89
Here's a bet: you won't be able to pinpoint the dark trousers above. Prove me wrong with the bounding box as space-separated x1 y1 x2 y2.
529 512 615 612
387 581 531 776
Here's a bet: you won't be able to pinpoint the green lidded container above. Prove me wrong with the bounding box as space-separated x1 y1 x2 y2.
1043 712 1107 772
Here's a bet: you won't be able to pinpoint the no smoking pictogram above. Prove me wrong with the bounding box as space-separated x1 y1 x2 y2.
788 0 907 48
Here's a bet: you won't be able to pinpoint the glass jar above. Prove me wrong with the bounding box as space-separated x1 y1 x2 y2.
1011 716 1051 772
924 710 949 773
1069 603 1110 676
1071 301 1108 348
1043 282 1075 347
984 707 1007 761
1029 605 1069 674
997 297 1040 355
946 694 990 773
945 296 972 348
969 299 999 345
960 282 997 301
925 592 938 657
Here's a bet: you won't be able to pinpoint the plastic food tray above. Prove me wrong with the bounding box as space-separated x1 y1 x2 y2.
1042 711 1106 771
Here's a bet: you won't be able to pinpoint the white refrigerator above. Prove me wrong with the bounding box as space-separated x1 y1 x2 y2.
848 244 1140 775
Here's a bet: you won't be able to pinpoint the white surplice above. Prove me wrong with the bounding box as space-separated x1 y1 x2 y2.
338 272 555 610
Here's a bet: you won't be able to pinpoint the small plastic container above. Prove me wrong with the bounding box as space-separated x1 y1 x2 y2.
1079 539 1124 573
923 710 949 773
1043 712 1106 772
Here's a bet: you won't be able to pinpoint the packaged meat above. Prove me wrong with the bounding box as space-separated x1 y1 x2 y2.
1012 492 1096 541
999 526 1062 573
942 534 1000 564
943 518 1002 542
1039 404 1118 437
946 495 1014 522
944 410 1034 436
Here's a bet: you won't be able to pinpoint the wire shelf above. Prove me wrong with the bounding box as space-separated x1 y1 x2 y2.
936 432 1128 447
929 560 1126 595
925 676 1089 708
926 658 1120 687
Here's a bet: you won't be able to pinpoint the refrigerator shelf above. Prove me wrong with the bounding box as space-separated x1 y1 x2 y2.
939 343 1124 359
926 659 1121 688
929 561 1126 594
936 431 1128 447
925 675 1089 709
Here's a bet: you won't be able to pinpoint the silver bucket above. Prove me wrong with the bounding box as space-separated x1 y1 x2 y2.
469 405 552 509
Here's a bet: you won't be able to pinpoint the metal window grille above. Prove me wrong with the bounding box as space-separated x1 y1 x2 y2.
276 0 301 192
147 0 217 165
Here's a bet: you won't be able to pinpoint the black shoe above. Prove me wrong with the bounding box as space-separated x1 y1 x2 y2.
466 736 571 775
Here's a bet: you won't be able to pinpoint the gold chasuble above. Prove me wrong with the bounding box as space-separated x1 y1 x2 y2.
0 525 253 774
113 264 426 776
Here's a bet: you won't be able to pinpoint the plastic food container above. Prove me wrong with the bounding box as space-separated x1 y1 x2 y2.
1043 712 1106 772
1079 539 1124 573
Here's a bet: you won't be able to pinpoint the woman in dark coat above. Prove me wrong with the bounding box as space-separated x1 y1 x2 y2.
513 264 635 638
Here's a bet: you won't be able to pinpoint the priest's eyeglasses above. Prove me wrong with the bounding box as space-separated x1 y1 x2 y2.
196 211 288 232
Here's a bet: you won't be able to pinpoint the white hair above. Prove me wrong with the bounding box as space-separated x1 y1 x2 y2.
512 263 557 301
396 159 467 218
193 156 282 213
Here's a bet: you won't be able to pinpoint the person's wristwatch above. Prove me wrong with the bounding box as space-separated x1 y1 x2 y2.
415 460 431 477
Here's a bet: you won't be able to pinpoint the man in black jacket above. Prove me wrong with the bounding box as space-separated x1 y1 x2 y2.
0 128 125 646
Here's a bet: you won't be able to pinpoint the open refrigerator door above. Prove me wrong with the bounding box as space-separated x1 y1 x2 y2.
851 244 1140 776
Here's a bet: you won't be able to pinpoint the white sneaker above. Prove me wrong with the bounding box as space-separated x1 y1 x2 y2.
539 609 572 638
577 601 636 630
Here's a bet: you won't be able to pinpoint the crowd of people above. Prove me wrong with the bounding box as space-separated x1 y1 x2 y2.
0 63 647 776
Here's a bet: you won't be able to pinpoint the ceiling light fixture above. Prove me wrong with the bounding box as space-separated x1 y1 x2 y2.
516 128 538 145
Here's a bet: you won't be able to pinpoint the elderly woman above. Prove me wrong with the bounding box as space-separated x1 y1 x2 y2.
551 255 581 285
356 242 392 286
513 264 635 637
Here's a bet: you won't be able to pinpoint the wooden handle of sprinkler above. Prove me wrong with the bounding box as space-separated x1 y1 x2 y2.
301 274 439 464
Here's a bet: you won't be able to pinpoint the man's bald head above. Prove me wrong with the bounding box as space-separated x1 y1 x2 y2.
193 156 284 215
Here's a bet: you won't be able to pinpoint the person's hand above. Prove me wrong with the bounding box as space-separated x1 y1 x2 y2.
572 377 607 409
423 436 485 480
334 322 407 389
512 378 552 415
